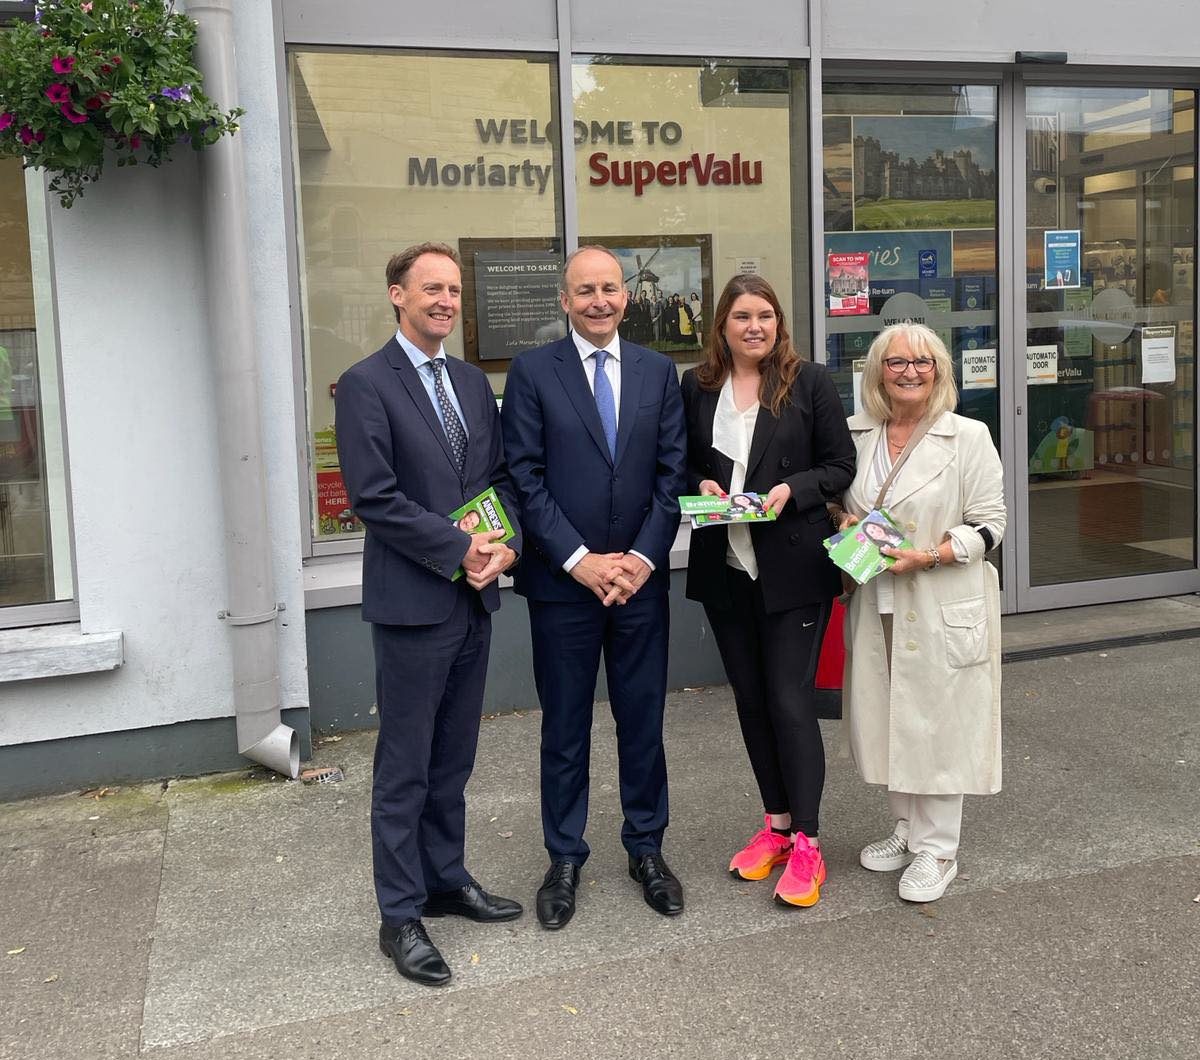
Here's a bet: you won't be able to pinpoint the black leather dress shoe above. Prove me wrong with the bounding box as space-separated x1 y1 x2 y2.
379 920 451 986
536 860 581 930
628 852 685 916
424 880 523 922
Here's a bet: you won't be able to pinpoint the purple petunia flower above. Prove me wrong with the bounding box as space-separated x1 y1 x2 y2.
160 85 194 103
45 83 71 104
60 103 88 125
52 56 76 75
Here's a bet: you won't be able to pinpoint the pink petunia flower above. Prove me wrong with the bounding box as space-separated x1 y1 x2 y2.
52 56 76 75
19 126 35 145
81 2 93 11
0 113 13 132
60 104 89 125
45 83 71 104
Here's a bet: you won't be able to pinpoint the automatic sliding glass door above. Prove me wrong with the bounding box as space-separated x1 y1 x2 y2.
1018 85 1198 603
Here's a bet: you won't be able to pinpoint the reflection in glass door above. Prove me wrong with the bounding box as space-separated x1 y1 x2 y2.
822 83 1001 446
1023 87 1197 587
822 82 1002 583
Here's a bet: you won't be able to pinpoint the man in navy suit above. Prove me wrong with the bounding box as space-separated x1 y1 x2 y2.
502 246 687 928
335 243 523 986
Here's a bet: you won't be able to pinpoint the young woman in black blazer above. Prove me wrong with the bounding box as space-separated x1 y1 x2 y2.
681 274 855 908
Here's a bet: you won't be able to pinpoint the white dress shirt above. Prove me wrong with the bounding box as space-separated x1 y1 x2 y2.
562 331 654 575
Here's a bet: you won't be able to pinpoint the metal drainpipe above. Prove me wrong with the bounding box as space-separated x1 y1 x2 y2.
190 0 298 778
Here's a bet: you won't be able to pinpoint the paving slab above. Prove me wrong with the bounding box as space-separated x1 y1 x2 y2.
0 827 163 1060
1 632 1196 1059
145 854 1200 1060
138 640 1199 1050
1001 593 1200 657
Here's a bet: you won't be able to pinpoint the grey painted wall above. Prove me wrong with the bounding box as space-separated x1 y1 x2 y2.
0 1 309 753
0 708 312 802
306 573 730 732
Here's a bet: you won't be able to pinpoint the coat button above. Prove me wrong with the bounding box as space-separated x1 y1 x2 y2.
789 532 800 544
780 456 791 469
907 611 917 622
906 640 918 651
906 521 917 532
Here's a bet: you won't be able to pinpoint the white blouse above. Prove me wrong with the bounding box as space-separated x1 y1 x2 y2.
711 377 760 579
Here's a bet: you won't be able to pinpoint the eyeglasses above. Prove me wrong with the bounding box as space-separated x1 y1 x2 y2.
883 357 936 374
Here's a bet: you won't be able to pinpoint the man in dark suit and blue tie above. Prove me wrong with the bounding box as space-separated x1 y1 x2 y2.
335 242 523 986
501 245 688 928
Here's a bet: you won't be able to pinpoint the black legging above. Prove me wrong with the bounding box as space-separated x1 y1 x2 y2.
704 569 828 836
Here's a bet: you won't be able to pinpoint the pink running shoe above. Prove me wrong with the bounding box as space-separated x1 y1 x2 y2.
728 816 792 880
774 832 826 907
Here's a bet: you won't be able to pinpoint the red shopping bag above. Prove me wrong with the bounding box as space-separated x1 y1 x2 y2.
814 597 846 690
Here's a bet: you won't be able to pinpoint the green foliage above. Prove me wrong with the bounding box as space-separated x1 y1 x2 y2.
0 1 244 207
853 199 996 231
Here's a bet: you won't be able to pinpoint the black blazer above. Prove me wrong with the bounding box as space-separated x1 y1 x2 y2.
335 338 521 626
681 362 855 613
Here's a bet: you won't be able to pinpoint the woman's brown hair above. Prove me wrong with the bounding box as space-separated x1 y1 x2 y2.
695 274 802 416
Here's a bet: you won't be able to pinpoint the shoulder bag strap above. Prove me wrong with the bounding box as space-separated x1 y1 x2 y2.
872 417 933 510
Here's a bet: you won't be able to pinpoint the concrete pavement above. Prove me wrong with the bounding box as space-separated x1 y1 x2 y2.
1 610 1198 1059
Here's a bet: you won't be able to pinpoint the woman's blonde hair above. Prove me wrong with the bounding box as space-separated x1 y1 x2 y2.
861 323 958 422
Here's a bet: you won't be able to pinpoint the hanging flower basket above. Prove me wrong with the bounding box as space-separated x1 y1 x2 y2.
0 1 244 207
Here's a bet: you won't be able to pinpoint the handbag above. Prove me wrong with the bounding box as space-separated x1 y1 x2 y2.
814 596 847 690
837 417 933 597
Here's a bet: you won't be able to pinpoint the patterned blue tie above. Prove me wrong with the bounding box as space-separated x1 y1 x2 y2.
592 348 617 459
428 358 467 475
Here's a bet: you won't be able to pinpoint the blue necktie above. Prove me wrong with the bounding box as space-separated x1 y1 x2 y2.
429 358 467 475
592 348 617 459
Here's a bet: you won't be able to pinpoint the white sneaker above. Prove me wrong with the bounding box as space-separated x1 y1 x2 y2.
859 830 913 872
898 851 958 902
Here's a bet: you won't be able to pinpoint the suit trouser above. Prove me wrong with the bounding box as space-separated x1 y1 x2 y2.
704 570 828 836
879 614 963 861
371 587 490 926
528 591 670 865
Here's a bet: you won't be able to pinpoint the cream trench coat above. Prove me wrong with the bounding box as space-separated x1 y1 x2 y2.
842 411 1006 795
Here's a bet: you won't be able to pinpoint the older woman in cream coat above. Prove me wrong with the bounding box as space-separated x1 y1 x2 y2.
834 323 1005 903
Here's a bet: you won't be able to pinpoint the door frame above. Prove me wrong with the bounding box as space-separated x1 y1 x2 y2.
1007 68 1200 611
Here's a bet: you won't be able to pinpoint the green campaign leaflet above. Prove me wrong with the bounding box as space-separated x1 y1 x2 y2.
679 492 778 528
824 508 913 586
448 486 515 581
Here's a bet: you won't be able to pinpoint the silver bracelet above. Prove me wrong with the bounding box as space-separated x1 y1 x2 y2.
926 548 941 570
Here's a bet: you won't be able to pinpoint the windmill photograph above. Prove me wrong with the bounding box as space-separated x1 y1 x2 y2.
592 234 714 357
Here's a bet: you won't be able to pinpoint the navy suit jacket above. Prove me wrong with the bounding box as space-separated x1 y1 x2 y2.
335 337 521 626
501 335 686 603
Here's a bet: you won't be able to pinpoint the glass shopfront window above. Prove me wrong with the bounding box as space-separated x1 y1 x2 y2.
289 49 563 543
0 159 73 622
574 57 810 370
1023 86 1197 586
821 83 1001 445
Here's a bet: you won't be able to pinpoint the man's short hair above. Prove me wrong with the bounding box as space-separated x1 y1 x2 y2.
386 242 462 322
559 244 623 294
